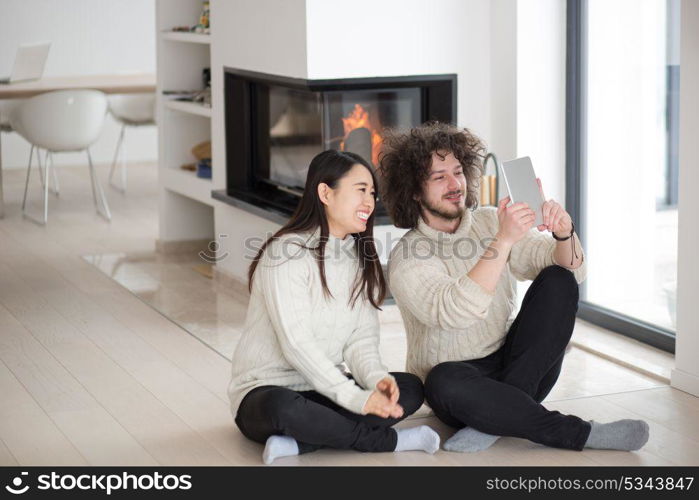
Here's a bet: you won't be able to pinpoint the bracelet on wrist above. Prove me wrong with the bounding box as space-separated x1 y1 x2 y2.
552 221 580 266
552 222 575 241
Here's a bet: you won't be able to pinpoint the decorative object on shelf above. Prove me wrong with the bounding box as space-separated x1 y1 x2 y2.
480 151 500 207
181 140 212 177
163 90 199 98
203 67 211 90
163 88 211 108
196 158 212 178
168 2 210 35
199 68 212 107
194 1 210 34
191 140 211 160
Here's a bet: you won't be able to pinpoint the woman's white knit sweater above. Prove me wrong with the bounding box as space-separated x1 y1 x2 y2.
227 228 392 417
387 206 587 381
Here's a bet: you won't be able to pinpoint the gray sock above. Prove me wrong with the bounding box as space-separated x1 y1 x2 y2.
395 425 440 454
443 427 500 452
263 435 299 464
584 419 650 451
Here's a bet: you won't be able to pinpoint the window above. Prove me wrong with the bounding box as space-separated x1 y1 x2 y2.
566 0 679 352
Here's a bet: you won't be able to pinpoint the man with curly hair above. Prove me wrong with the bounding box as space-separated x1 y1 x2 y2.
379 122 649 453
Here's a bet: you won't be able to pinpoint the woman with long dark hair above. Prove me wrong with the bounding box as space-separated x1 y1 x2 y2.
228 150 439 464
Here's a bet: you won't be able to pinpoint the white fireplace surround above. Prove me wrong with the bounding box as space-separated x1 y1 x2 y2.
201 0 571 283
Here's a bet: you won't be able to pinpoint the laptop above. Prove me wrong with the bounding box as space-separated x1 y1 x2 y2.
0 42 51 84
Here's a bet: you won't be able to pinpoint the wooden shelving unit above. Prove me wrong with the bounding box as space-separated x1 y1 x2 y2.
156 0 216 246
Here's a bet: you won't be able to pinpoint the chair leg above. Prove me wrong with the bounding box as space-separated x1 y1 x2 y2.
109 123 127 193
37 146 44 189
21 145 49 225
87 148 111 221
21 145 34 211
107 125 120 182
120 131 127 192
46 150 59 196
30 148 59 196
88 150 98 205
42 151 50 223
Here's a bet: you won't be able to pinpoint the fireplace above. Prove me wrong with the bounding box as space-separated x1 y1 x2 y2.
213 68 456 225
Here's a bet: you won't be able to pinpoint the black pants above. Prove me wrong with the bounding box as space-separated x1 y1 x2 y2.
425 265 592 451
235 372 424 454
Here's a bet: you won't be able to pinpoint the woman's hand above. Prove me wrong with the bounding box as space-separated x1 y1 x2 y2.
535 178 573 236
376 376 400 405
363 390 403 419
496 196 536 246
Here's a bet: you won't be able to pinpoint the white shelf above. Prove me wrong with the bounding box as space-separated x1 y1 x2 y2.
157 0 215 241
161 31 211 44
165 99 212 118
161 167 213 206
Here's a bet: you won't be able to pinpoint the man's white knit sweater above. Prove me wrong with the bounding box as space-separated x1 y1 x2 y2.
227 229 392 417
387 206 587 381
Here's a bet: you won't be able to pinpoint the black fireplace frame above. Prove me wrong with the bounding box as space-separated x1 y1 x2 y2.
213 67 457 225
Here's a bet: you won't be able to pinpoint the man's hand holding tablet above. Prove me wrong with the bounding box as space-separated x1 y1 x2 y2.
498 156 573 238
535 177 573 238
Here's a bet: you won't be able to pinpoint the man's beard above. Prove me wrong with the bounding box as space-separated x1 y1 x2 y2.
421 194 465 221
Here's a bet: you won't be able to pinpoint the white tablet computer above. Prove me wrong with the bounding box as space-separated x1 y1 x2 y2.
499 156 545 227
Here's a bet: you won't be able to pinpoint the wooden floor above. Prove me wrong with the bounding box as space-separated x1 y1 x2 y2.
0 163 697 466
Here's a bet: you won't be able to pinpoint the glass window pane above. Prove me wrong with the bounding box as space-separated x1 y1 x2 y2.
584 0 679 331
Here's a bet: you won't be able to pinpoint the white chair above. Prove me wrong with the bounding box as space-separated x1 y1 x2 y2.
107 93 155 193
0 100 27 218
2 100 60 219
10 89 111 224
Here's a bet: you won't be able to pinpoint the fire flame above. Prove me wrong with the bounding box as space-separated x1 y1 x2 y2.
340 104 382 166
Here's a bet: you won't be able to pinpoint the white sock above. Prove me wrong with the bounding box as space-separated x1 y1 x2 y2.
394 425 440 454
443 427 500 452
262 435 299 464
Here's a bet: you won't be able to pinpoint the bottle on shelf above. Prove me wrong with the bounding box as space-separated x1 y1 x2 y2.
480 152 500 207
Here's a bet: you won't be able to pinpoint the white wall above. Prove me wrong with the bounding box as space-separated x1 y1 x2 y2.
0 0 157 168
305 0 492 139
490 0 518 166
671 0 699 396
211 0 308 81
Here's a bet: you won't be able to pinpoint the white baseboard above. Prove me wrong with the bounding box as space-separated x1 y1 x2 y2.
155 238 210 255
671 368 699 397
